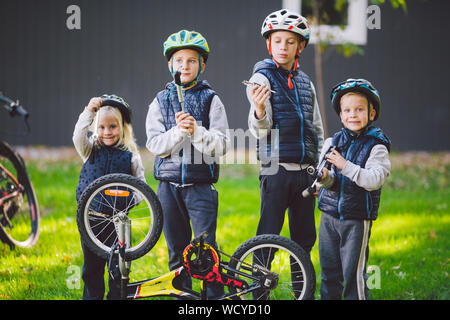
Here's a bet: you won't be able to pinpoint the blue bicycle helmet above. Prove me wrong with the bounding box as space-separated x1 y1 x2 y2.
330 78 381 121
163 30 210 63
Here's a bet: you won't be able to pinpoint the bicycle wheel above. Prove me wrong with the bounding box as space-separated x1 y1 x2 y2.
228 234 316 300
76 173 163 261
0 141 40 248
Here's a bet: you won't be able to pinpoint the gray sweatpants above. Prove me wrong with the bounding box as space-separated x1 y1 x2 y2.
319 213 372 300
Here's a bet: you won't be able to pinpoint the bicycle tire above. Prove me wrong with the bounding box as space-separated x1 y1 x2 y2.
228 234 316 300
0 141 40 248
76 173 163 261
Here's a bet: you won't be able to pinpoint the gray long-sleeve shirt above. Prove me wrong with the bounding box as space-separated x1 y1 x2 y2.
318 137 391 191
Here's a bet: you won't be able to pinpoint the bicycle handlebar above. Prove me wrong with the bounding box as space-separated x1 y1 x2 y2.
0 95 29 118
302 145 336 198
0 94 30 134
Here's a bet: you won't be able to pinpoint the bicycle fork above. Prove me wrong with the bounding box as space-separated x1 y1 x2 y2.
113 212 131 299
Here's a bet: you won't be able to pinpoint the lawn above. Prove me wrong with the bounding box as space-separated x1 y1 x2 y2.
0 148 449 300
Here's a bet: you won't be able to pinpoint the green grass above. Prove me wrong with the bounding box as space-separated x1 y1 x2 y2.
0 150 449 300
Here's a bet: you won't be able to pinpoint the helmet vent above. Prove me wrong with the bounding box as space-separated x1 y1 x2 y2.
297 22 307 30
180 31 186 41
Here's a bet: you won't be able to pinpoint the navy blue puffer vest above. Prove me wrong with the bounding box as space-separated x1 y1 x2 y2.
254 59 319 166
318 127 391 221
153 80 219 184
76 146 132 214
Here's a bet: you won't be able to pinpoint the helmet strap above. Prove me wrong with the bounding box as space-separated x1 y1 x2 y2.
287 48 300 90
366 97 375 127
170 57 175 77
267 35 280 68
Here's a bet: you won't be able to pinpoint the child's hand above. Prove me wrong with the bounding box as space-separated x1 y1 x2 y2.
250 84 270 119
87 97 103 113
325 148 347 170
313 186 320 197
175 111 196 136
312 168 329 197
320 167 329 181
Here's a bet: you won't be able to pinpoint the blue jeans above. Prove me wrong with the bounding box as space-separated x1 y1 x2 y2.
157 181 223 299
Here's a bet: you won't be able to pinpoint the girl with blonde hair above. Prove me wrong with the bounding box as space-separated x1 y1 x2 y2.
73 94 145 299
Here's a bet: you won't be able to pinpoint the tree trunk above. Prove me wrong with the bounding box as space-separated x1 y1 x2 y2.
312 0 328 138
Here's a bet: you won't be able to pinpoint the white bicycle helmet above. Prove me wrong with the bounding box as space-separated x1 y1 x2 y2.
261 9 310 46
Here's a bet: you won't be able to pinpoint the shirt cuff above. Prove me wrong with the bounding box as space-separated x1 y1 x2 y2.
251 111 269 128
190 122 203 143
172 125 189 141
341 160 359 179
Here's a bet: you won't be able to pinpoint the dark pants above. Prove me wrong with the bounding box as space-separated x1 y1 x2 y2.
80 216 121 300
81 242 121 300
319 213 372 300
157 181 224 299
257 166 317 253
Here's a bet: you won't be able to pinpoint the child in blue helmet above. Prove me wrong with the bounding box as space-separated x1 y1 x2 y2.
145 30 230 299
73 95 146 299
316 79 391 300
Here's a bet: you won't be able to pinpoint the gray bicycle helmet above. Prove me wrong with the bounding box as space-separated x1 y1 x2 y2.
100 94 132 124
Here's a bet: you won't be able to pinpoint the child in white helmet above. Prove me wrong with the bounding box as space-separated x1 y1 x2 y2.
246 9 324 257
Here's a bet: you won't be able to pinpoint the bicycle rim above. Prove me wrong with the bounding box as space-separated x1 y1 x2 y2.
233 243 309 300
0 143 39 248
82 181 157 260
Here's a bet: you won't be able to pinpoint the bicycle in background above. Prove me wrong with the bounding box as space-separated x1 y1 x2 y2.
0 93 40 249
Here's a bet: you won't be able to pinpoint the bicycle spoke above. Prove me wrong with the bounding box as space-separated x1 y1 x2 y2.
78 174 163 262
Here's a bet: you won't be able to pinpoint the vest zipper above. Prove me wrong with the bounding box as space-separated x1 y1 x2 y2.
366 192 373 219
291 79 305 163
104 148 112 176
181 149 186 185
337 140 355 220
181 89 189 185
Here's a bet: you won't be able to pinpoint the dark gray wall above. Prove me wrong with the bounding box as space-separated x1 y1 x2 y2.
1 0 449 151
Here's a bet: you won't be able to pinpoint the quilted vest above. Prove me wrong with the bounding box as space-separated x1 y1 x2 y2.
76 146 133 215
153 80 219 184
253 59 319 166
318 127 391 220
